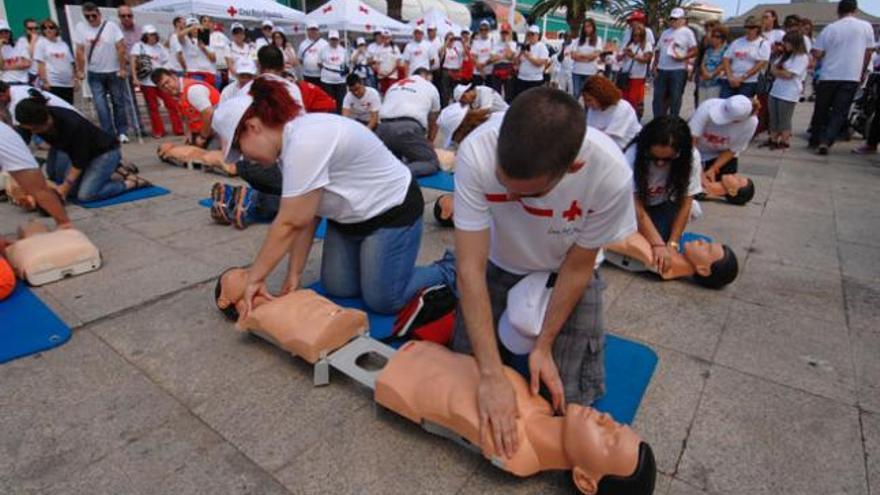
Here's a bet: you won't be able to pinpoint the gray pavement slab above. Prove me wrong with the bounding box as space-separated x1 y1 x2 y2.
851 325 880 414
864 411 880 494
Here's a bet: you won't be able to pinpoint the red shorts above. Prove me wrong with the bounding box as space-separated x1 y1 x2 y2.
622 78 646 108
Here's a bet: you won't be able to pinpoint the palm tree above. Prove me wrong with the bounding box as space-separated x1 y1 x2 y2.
529 0 602 34
529 0 690 37
387 0 403 20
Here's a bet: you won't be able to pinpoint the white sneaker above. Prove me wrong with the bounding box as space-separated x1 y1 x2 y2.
118 133 130 144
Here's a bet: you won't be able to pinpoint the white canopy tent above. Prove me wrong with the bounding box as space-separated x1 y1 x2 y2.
134 0 306 24
408 7 464 38
300 0 412 36
363 0 471 29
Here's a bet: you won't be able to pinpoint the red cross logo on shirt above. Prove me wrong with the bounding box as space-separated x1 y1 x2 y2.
226 6 238 16
322 5 333 13
358 5 369 14
562 200 583 222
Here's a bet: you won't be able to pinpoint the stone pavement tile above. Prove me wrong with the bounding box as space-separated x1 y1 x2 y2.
275 405 480 495
90 284 290 409
749 213 838 273
192 357 372 473
677 367 867 495
30 287 84 329
37 217 217 323
606 276 732 361
843 277 880 335
416 223 454 264
763 186 835 219
455 464 570 495
668 478 709 495
836 197 880 248
851 326 880 414
0 333 186 493
839 242 880 283
714 300 855 404
863 411 880 494
596 264 635 308
159 219 271 269
690 207 760 254
733 257 845 325
634 348 710 474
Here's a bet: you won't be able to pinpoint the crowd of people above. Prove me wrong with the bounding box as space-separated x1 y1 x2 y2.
1 1 879 484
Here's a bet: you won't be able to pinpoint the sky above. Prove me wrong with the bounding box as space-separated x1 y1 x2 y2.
704 0 880 19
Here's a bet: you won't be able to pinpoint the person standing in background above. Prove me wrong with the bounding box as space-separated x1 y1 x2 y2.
210 22 231 88
471 20 494 87
1 20 32 86
118 5 143 138
226 22 255 80
767 31 809 149
514 26 549 100
693 20 718 106
176 17 217 87
131 24 183 139
571 18 602 98
166 16 185 76
720 16 768 99
14 19 39 85
298 22 328 86
619 22 653 120
652 8 697 118
319 31 347 114
402 26 434 77
490 23 518 100
255 21 274 50
373 30 402 94
272 30 299 72
34 19 75 104
697 25 727 105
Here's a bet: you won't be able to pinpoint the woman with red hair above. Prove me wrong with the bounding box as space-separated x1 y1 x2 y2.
581 76 642 149
212 78 455 317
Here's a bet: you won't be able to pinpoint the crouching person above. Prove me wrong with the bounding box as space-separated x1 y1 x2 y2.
152 67 220 148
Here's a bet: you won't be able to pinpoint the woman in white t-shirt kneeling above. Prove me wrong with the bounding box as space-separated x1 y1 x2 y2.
625 116 703 273
581 75 642 149
767 31 809 149
213 78 455 315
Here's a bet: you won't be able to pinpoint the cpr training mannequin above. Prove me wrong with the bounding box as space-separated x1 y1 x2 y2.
604 232 738 289
214 267 368 364
699 173 755 205
3 221 101 286
376 340 657 494
157 143 236 175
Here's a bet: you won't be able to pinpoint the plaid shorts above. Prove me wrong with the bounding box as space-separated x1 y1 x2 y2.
451 262 606 406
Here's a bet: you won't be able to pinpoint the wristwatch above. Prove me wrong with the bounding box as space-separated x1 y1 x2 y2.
668 241 680 251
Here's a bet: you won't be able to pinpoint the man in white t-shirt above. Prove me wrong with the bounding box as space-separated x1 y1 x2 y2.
0 121 72 228
452 88 635 458
808 0 875 155
402 27 435 77
299 22 328 86
0 21 31 85
0 83 81 128
73 3 130 142
166 16 185 75
373 30 402 94
176 17 217 86
454 83 508 114
651 8 697 118
690 95 758 180
515 26 550 100
471 20 495 86
343 73 381 129
226 23 256 79
319 31 348 114
376 69 441 176
254 20 274 50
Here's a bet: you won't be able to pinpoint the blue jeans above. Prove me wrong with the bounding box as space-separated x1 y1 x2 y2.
88 71 128 136
719 80 758 99
652 69 688 117
46 147 126 202
320 218 456 314
646 200 680 241
572 73 592 99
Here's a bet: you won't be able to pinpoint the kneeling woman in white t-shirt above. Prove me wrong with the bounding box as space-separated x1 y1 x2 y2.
625 116 703 273
581 76 642 150
213 78 455 315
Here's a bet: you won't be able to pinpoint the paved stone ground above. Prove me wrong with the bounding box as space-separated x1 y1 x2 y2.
2 89 879 495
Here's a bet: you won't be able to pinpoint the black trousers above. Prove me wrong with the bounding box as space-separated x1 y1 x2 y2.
865 76 880 147
808 80 859 147
512 78 544 101
321 82 346 114
48 86 74 104
702 157 739 177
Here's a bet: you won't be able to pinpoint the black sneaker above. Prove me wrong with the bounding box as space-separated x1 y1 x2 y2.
817 144 829 156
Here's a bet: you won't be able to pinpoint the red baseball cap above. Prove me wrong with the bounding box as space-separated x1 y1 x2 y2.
628 11 646 23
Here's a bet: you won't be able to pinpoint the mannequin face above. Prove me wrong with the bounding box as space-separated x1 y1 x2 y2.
721 173 748 195
683 239 724 276
562 405 642 494
218 268 248 306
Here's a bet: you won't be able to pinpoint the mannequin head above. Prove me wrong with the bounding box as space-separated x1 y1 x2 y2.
0 257 15 301
214 267 249 321
721 175 755 205
433 195 454 228
562 404 656 494
684 240 739 289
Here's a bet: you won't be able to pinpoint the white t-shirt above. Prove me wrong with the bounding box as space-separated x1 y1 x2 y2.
472 86 508 113
255 37 270 50
299 37 329 78
769 53 810 102
625 146 702 206
621 26 655 52
572 36 603 76
1 41 31 83
374 43 401 78
587 101 642 150
220 80 248 102
210 32 230 69
454 113 637 273
493 40 519 64
403 40 434 74
441 41 464 70
74 21 124 73
166 34 183 72
33 38 75 88
657 26 696 71
8 86 80 125
343 86 381 123
228 41 256 74
379 75 440 129
471 37 494 75
177 35 215 73
131 42 169 87
428 37 443 69
723 36 770 83
0 121 39 172
518 41 549 81
689 98 758 161
814 16 875 82
319 45 348 84
621 40 653 79
280 113 412 224
763 29 785 46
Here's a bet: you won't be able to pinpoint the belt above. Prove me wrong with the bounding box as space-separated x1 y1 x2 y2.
380 116 424 130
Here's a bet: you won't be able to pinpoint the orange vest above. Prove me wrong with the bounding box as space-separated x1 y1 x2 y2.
179 78 220 133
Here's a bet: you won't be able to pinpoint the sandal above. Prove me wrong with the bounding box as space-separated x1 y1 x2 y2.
124 176 151 191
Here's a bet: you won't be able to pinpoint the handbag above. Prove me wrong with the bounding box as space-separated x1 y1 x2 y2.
493 63 514 80
135 45 153 81
755 40 773 95
615 49 637 90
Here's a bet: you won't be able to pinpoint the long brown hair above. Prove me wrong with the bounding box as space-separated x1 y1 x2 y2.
579 18 598 47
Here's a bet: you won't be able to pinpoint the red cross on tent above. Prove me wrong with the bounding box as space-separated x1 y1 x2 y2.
322 4 333 13
365 23 372 31
562 200 583 222
358 5 369 14
227 5 238 16
416 19 424 25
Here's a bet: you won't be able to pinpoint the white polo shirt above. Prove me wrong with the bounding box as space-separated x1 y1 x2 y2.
454 113 637 273
343 86 381 123
379 75 441 129
177 35 215 73
228 41 256 73
299 37 329 78
0 121 39 172
657 26 696 71
689 98 758 161
280 113 411 224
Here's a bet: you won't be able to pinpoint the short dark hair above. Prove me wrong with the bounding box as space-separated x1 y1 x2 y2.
838 0 857 15
214 267 246 322
692 245 739 289
725 178 755 205
257 45 284 72
596 442 656 495
15 91 50 127
412 67 431 78
150 67 174 86
172 16 184 26
346 73 362 87
498 87 586 180
23 18 37 27
82 2 98 13
783 14 800 28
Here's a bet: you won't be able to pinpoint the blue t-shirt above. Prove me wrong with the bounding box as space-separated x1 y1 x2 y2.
701 44 726 86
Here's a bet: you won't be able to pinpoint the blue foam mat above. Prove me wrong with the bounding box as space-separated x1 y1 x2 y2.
0 284 72 363
416 171 455 192
74 186 170 208
197 198 327 239
681 231 713 247
308 282 656 423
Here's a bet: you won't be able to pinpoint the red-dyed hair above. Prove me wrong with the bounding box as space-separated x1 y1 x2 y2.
234 77 302 144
